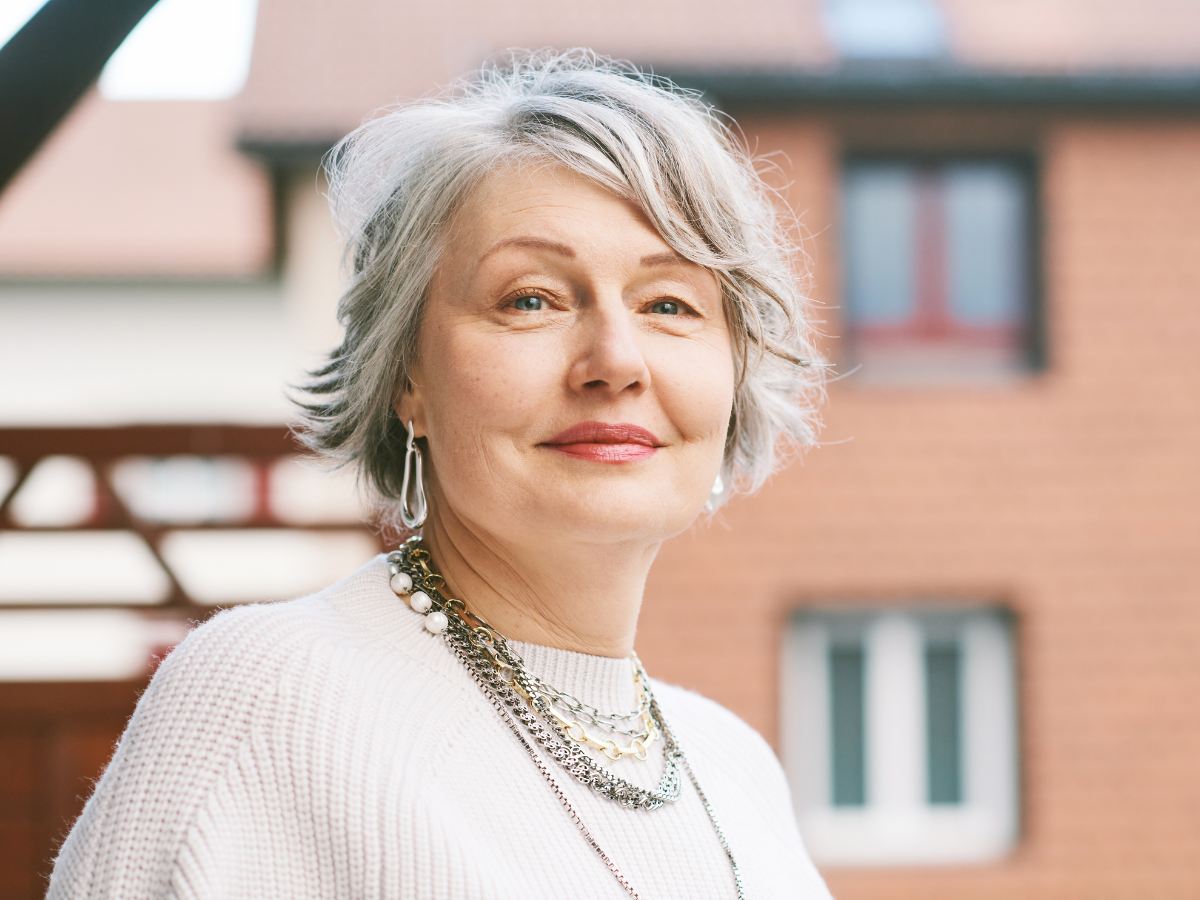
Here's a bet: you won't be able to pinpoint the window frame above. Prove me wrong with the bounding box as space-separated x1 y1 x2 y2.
781 605 1022 866
837 149 1047 379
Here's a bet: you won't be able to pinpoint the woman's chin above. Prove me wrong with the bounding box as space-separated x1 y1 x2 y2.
519 485 702 543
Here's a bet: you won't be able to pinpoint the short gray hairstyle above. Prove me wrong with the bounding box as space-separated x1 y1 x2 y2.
291 47 831 529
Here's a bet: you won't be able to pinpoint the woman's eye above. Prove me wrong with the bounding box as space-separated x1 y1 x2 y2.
511 294 545 312
649 299 683 316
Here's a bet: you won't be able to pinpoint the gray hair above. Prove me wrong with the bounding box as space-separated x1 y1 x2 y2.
290 47 832 530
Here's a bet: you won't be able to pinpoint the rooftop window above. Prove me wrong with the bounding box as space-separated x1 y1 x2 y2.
822 0 948 61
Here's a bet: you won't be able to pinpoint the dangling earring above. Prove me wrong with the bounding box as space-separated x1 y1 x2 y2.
705 470 725 513
400 418 427 530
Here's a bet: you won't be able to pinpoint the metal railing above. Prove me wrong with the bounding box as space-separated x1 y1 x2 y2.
0 425 387 614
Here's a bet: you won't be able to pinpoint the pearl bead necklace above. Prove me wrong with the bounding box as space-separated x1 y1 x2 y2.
390 570 450 633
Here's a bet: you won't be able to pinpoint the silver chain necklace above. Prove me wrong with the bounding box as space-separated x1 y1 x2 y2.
388 536 747 899
533 671 651 738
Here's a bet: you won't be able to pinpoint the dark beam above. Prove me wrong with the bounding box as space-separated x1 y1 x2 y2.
0 424 299 463
0 0 161 193
664 64 1200 112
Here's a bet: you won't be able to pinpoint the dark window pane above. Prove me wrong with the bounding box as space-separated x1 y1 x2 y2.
925 642 962 804
842 163 918 326
830 642 867 805
944 163 1028 327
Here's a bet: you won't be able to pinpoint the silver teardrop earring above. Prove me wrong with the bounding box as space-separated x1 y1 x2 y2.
400 418 427 530
705 470 725 513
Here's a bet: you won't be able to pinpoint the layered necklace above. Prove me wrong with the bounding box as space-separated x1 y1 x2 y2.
387 534 747 899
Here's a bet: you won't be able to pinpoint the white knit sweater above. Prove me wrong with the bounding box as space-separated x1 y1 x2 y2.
46 553 833 899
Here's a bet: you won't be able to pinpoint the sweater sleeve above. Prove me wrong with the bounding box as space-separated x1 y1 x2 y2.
45 603 295 899
743 725 835 898
733 718 835 897
656 681 836 899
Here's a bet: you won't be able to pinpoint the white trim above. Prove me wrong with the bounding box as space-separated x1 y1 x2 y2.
782 616 831 806
867 613 926 811
782 607 1019 866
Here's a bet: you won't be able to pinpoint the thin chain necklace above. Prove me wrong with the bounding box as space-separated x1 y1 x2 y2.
387 535 747 899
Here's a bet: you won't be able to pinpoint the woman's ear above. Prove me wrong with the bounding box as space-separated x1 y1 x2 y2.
393 376 426 438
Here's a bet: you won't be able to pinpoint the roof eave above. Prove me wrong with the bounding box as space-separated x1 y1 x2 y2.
665 63 1200 111
235 63 1200 164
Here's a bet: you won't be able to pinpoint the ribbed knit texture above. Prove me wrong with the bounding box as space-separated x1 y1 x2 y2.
45 553 834 899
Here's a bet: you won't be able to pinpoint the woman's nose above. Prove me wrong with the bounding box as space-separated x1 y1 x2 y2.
567 299 651 397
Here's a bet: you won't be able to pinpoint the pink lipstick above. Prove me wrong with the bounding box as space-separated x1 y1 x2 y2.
540 421 663 463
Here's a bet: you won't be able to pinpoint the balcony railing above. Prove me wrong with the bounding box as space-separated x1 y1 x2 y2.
0 424 389 615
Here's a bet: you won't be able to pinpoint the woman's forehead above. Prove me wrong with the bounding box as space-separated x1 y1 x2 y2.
446 163 679 270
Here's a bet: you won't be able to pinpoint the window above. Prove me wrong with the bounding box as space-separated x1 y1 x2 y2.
839 157 1039 381
782 607 1019 865
822 0 947 61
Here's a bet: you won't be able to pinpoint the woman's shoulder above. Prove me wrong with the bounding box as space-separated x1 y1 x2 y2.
46 555 476 898
106 549 461 770
649 678 831 897
155 573 351 696
107 575 360 763
648 677 776 758
123 553 436 746
648 677 799 818
168 551 442 678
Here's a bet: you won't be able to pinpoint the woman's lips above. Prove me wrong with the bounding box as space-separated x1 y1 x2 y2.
545 442 658 462
540 421 663 463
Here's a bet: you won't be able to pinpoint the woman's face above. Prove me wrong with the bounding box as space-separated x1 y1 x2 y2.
397 161 735 546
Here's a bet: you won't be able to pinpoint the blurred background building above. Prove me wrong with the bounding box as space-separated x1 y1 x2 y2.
2 0 1198 897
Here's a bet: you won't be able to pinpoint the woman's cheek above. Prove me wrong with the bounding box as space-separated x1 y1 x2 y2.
435 335 555 464
661 348 735 445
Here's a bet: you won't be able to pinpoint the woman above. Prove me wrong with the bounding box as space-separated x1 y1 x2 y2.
47 49 833 899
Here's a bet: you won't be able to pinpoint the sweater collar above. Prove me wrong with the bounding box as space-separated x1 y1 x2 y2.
502 637 640 714
342 554 641 714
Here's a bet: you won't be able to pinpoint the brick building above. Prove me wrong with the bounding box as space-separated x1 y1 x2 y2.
2 1 1198 897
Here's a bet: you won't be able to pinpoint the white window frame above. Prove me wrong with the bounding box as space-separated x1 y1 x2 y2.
781 606 1019 866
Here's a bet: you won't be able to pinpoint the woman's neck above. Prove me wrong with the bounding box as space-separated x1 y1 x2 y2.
417 510 659 659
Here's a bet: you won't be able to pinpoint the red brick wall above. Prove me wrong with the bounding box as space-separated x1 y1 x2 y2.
636 117 1200 898
0 682 147 900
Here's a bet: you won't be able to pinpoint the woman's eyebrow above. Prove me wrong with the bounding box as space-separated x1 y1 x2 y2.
475 237 696 278
478 236 575 265
639 251 690 268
